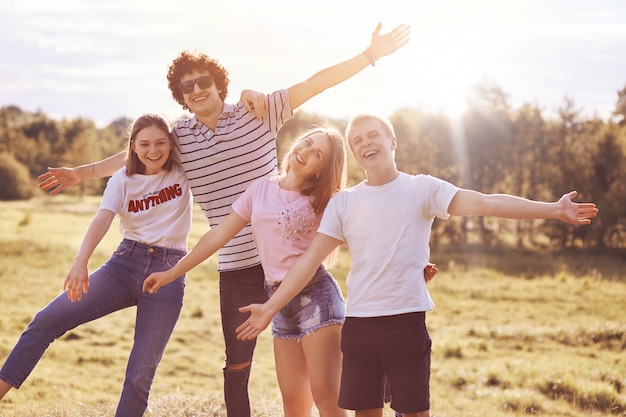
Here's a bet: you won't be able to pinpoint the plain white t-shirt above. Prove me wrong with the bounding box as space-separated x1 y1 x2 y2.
319 172 459 317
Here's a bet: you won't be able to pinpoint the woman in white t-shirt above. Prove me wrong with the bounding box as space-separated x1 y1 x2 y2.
0 113 193 417
143 125 349 417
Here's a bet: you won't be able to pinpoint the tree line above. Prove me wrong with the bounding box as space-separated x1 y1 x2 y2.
1 82 625 252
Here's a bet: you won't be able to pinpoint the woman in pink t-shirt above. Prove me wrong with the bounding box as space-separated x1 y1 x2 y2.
144 125 349 416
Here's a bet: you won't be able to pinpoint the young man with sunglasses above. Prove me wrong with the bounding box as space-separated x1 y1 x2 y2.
38 23 410 417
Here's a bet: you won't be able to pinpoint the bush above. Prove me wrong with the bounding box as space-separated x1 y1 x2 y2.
0 152 35 200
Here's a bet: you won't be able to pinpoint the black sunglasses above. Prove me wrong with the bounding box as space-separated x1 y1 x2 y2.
179 75 213 94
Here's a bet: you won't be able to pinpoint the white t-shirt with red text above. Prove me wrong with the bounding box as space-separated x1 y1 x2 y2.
99 165 193 251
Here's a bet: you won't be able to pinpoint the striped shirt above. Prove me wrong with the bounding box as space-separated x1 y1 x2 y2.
173 89 292 271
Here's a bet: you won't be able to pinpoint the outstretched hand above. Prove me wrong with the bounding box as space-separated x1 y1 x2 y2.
38 167 80 195
558 191 598 225
236 303 273 341
368 22 411 60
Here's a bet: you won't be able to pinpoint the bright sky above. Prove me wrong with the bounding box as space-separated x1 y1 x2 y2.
1 0 625 127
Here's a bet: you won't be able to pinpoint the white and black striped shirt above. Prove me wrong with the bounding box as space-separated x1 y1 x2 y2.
173 89 292 271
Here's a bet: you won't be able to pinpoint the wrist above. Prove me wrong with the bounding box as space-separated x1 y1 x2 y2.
363 47 378 67
77 164 93 179
72 255 89 265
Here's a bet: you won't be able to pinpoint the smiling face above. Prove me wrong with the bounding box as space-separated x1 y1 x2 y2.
132 126 173 175
347 117 397 169
180 69 223 120
286 132 332 181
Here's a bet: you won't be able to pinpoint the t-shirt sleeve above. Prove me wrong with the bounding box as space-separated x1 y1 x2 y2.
231 179 257 223
419 175 459 220
98 168 125 215
317 193 345 243
265 89 293 135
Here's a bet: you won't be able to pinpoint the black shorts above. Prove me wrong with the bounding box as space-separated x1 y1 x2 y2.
338 312 431 413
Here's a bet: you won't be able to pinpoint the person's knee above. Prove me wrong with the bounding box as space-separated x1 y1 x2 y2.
225 361 251 371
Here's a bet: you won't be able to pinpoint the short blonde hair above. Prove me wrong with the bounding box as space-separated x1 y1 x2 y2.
345 113 396 143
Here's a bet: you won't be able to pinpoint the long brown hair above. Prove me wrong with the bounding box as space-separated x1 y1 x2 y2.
280 125 347 214
125 114 178 176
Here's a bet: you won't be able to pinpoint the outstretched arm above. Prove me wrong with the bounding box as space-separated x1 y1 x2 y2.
236 233 342 340
143 211 248 294
448 190 598 224
288 22 411 110
65 209 115 302
38 151 127 195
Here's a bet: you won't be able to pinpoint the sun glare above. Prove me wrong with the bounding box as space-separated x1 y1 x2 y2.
409 1 533 119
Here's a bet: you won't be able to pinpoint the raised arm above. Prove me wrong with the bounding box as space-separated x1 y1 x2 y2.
65 209 115 302
236 233 342 340
288 22 411 110
448 190 598 225
38 151 126 195
142 211 248 294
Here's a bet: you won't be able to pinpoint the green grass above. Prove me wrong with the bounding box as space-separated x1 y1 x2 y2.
0 195 624 417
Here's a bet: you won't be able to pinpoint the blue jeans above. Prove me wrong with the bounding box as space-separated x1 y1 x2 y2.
219 263 268 417
0 239 186 417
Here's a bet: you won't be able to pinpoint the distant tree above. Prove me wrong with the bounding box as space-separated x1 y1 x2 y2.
59 118 101 196
508 103 548 247
462 82 514 245
587 122 626 249
0 152 35 200
541 97 596 248
614 85 626 126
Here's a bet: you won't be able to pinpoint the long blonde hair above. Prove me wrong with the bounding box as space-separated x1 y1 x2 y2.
280 125 347 214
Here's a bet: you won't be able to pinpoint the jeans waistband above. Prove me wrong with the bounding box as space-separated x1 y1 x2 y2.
119 239 186 261
267 264 327 292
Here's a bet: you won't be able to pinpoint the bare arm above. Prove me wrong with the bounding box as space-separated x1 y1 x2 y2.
236 233 342 340
64 209 115 302
38 151 126 195
448 189 598 225
143 211 248 294
288 22 411 110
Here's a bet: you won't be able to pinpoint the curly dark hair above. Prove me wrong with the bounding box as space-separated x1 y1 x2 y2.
166 50 230 110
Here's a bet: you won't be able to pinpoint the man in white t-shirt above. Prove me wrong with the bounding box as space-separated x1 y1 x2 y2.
235 113 599 417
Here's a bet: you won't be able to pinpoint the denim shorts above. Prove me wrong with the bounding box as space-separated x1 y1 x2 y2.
265 266 345 340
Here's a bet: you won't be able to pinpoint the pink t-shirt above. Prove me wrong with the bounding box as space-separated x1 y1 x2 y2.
232 176 320 285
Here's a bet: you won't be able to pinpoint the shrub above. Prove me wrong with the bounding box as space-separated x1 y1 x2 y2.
0 152 35 200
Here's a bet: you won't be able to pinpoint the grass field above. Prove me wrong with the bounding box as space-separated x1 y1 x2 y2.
0 195 624 417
